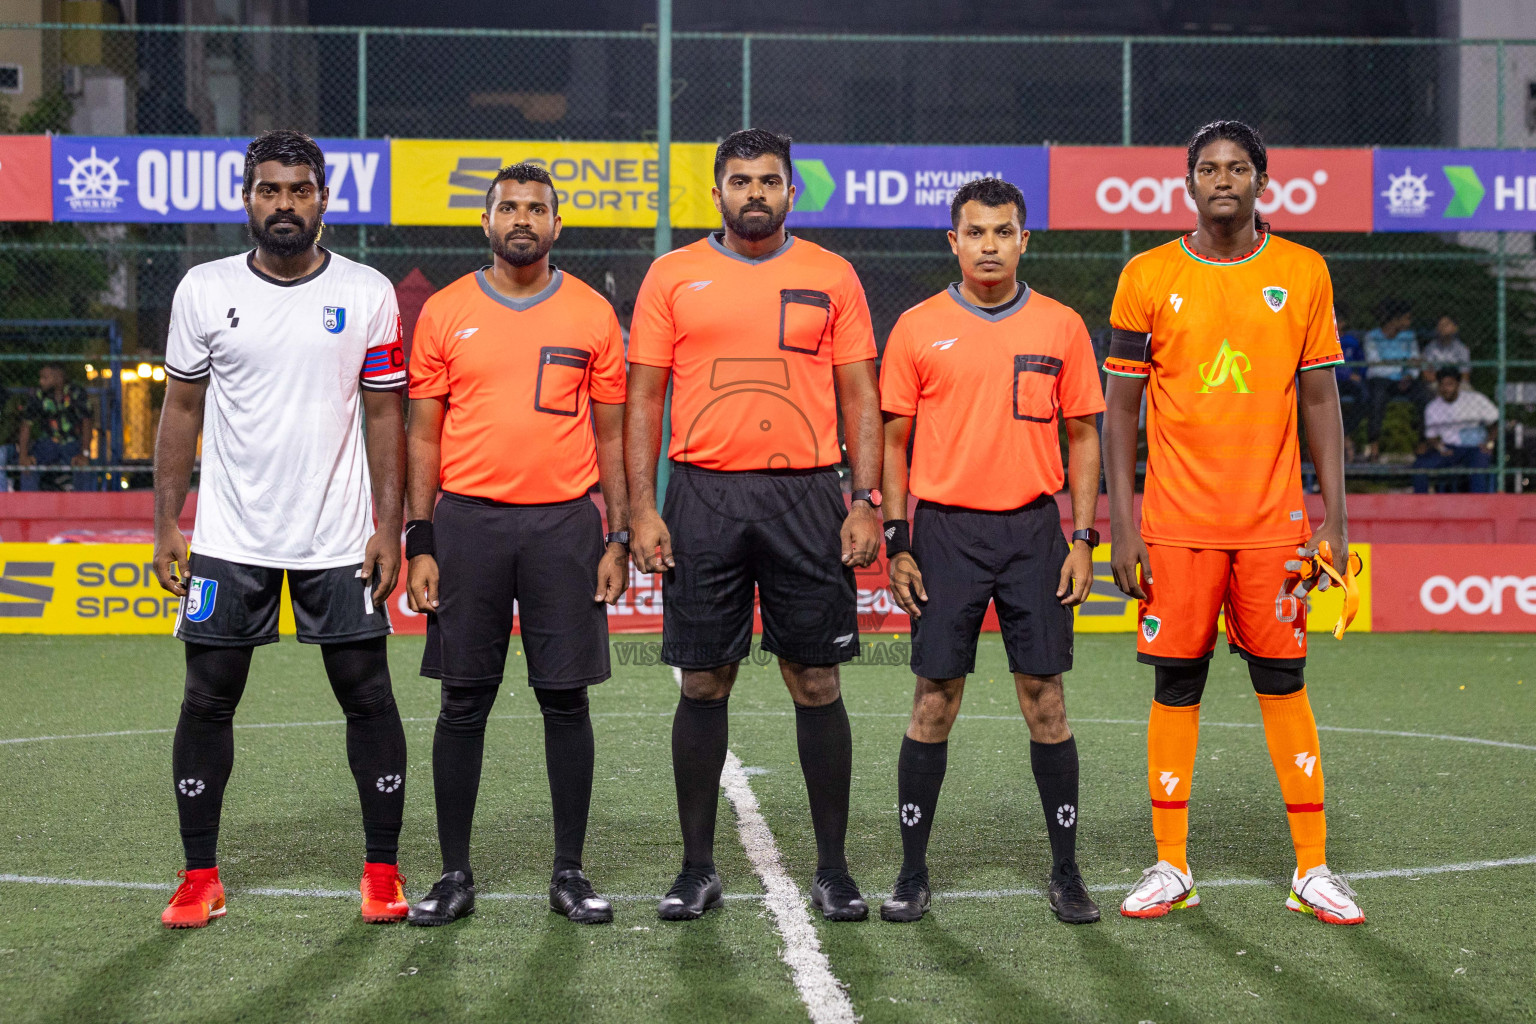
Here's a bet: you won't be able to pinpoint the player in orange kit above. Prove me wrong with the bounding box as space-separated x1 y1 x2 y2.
1102 121 1363 925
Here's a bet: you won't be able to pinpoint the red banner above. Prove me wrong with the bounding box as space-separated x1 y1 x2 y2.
1048 146 1373 232
1371 544 1536 632
0 136 53 222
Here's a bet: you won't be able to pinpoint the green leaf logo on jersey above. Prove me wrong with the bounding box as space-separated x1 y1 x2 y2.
1262 286 1288 312
1197 339 1253 394
1142 615 1161 643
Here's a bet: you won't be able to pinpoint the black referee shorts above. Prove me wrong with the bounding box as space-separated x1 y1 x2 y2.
661 462 858 669
173 551 392 647
420 492 610 689
909 495 1074 680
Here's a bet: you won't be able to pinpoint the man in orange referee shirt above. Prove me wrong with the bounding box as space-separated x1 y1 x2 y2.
402 163 629 927
877 178 1104 925
626 129 883 922
1103 121 1363 925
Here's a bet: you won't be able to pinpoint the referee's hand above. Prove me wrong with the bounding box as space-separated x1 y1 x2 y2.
841 503 881 568
631 510 674 574
595 544 629 604
407 554 439 612
888 551 927 619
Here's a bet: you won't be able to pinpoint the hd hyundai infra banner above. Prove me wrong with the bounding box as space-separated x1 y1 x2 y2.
1373 149 1536 232
1049 146 1375 231
51 136 390 224
787 145 1049 230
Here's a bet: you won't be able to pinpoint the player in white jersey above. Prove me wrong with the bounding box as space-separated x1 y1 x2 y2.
151 130 411 929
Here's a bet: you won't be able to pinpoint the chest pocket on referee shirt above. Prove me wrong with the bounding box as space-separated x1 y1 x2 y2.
778 289 832 355
534 346 591 417
1013 354 1062 423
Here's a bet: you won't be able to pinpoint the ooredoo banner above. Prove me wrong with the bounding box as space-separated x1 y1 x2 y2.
1048 146 1374 231
1370 544 1536 632
0 135 53 221
51 136 391 224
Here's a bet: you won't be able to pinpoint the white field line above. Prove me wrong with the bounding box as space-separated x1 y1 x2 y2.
6 853 1536 904
5 713 1534 752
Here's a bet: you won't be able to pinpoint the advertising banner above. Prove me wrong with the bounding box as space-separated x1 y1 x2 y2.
786 145 1049 230
2 543 1369 640
1049 146 1374 232
0 135 53 221
1373 149 1536 232
51 136 391 224
1370 544 1536 632
389 139 720 228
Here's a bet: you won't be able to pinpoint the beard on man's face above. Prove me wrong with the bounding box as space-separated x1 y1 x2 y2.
491 228 553 268
249 210 321 258
724 197 788 242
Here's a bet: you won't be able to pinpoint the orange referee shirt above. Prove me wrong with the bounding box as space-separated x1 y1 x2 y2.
409 267 626 504
1105 232 1343 548
628 233 877 471
881 283 1104 510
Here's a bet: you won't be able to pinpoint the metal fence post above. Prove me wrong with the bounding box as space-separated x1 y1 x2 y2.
1121 37 1132 261
1496 232 1508 492
357 29 369 264
655 0 674 503
742 34 752 129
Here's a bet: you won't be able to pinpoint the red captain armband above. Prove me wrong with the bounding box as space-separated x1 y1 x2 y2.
361 334 407 391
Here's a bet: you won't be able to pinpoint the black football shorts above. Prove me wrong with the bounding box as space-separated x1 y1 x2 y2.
173 551 392 647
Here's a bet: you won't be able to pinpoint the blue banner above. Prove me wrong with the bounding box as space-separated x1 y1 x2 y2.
52 136 390 224
788 145 1049 230
1373 149 1536 232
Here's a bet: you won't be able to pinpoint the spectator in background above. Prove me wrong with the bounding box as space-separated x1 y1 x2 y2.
1334 308 1367 460
1362 299 1423 460
18 363 96 492
1420 315 1472 385
1413 366 1499 493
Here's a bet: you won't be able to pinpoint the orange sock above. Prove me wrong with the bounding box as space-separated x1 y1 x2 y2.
1257 686 1327 874
1147 701 1200 873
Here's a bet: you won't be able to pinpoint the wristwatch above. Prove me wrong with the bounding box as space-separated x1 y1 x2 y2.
605 531 631 548
851 488 882 509
1071 528 1100 549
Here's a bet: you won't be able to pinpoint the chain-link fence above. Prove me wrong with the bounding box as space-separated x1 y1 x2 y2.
1 23 1533 492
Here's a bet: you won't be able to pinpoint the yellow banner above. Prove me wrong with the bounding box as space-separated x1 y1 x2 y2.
0 544 297 635
390 139 721 228
1071 544 1372 634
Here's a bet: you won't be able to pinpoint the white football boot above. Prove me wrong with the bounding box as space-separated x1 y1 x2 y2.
1120 860 1199 918
1287 865 1365 925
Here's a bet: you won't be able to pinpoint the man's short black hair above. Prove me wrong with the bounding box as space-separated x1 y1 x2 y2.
38 361 66 376
1376 298 1412 325
714 129 793 185
1436 365 1461 383
485 162 558 215
949 177 1027 229
243 129 326 194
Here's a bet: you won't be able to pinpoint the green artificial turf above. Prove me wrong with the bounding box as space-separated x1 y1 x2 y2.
0 633 1531 1023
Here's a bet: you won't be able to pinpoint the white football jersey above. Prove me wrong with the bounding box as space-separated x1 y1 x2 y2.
165 249 406 569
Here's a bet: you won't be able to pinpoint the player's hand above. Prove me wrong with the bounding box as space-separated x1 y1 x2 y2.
1295 524 1349 595
1110 529 1153 601
407 554 439 612
888 551 927 619
1057 540 1094 607
153 524 190 597
631 509 674 574
595 543 629 604
362 528 400 605
841 502 880 568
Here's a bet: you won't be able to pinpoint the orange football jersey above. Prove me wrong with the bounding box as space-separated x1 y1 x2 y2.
1106 232 1342 548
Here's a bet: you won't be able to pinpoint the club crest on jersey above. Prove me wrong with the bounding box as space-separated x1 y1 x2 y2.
1262 286 1288 312
183 576 218 622
323 306 346 333
1141 615 1161 643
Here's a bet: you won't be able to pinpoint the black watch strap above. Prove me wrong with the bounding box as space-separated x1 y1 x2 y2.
1071 528 1100 549
605 531 630 548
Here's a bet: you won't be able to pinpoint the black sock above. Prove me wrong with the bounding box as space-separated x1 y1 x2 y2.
536 686 593 875
1030 736 1080 878
433 685 498 877
794 697 853 873
173 644 253 870
672 694 728 870
897 735 948 878
323 639 408 866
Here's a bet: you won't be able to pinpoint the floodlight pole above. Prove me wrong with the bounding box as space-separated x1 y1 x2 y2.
655 0 674 503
